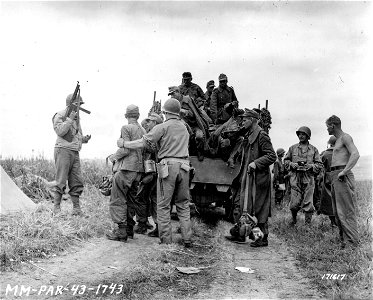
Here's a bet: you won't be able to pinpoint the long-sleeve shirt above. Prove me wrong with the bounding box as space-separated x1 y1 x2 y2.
210 86 238 124
53 109 84 151
284 142 323 182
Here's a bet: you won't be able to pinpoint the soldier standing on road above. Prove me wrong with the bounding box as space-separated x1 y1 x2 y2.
226 109 276 247
52 93 91 216
210 73 238 125
106 105 146 242
317 136 337 227
284 126 323 226
139 113 163 238
178 72 206 108
118 99 193 247
326 115 360 248
273 148 287 206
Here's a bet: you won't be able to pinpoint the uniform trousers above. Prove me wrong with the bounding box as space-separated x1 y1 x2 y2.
331 170 359 244
157 161 192 244
54 147 84 197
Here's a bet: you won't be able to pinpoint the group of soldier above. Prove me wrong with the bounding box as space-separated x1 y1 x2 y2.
52 72 360 250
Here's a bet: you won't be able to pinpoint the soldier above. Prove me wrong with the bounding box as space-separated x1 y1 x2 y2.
141 112 163 237
169 86 210 161
318 136 337 227
52 92 91 216
204 80 215 116
178 72 205 108
273 148 287 206
118 98 193 247
210 73 238 125
326 115 360 248
226 109 276 247
106 105 146 241
284 126 323 226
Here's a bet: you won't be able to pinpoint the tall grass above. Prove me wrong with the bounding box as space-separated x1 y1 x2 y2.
271 180 372 299
0 187 112 271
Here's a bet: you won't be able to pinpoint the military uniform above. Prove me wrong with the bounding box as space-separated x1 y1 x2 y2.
179 82 205 107
284 143 323 221
210 75 238 124
108 106 146 240
142 115 191 244
52 94 90 216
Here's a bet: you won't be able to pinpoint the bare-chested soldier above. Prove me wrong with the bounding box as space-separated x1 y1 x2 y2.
326 115 360 248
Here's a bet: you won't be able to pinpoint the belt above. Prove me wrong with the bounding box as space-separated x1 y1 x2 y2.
161 156 188 159
330 165 346 171
160 157 189 164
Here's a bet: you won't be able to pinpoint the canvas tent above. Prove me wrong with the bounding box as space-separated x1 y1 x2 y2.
1 166 36 214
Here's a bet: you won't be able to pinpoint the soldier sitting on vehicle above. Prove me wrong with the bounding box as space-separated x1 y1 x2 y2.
169 86 210 161
210 73 239 125
179 72 206 109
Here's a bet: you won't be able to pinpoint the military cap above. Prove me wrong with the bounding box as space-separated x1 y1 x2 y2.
145 113 163 124
239 109 260 119
125 104 139 116
206 80 215 88
218 73 228 81
182 72 192 79
168 86 180 95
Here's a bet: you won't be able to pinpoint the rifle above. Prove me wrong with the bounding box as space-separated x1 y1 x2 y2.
148 91 162 116
62 81 91 142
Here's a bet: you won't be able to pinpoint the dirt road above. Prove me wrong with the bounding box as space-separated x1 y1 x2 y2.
0 220 322 300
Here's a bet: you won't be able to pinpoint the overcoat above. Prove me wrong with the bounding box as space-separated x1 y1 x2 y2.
232 125 276 224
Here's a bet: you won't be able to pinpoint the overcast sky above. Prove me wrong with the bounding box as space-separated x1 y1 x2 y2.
1 1 372 159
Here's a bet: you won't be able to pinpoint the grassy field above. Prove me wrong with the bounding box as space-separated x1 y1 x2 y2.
1 157 372 299
271 180 372 299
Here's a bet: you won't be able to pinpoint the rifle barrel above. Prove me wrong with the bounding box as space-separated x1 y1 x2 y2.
71 103 91 114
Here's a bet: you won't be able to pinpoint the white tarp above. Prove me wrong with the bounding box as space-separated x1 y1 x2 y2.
0 166 36 214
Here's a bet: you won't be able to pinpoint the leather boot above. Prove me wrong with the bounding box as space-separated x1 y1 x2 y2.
305 212 313 225
71 196 87 217
148 225 159 237
127 225 134 239
134 222 147 234
106 223 128 242
52 192 62 215
290 211 297 226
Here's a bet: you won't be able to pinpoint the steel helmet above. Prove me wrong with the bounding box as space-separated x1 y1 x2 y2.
276 148 285 156
66 94 83 106
162 98 181 116
296 126 311 139
327 136 337 146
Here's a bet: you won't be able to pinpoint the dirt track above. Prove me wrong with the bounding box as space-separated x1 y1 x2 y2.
0 222 322 300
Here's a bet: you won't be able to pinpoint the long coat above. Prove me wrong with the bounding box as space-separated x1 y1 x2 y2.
232 125 276 224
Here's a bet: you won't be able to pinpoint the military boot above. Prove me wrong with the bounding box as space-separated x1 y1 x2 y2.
52 192 62 215
289 211 297 226
71 196 88 218
127 225 134 239
305 212 313 225
148 224 159 237
134 222 147 234
106 223 128 242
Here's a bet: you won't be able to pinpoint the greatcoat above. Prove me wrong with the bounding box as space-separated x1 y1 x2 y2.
232 125 276 224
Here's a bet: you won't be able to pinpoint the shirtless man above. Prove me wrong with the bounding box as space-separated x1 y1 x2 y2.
326 115 360 247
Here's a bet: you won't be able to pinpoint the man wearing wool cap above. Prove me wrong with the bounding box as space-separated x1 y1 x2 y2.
210 73 238 125
226 108 276 247
106 104 147 242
